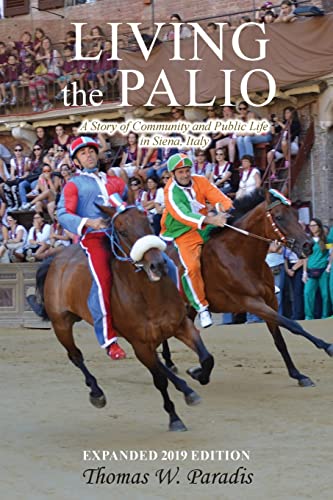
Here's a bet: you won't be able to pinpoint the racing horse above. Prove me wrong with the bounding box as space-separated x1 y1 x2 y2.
169 189 333 387
28 203 214 432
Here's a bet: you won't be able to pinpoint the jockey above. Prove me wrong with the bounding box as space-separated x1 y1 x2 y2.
57 136 127 360
161 153 233 328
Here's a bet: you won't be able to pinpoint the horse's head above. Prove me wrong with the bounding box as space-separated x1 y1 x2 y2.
265 190 313 257
98 204 168 282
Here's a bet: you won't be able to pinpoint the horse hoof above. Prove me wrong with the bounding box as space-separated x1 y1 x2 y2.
169 420 187 432
89 393 107 408
198 355 214 385
186 366 201 381
298 377 315 388
185 391 202 406
325 344 333 357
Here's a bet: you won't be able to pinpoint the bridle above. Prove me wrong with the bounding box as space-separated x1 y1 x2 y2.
103 206 138 264
224 199 296 250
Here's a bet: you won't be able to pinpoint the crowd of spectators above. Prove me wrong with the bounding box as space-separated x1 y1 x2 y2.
0 25 119 113
0 94 331 321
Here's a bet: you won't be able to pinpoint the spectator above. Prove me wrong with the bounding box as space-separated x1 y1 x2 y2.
212 148 233 194
18 54 36 86
8 31 34 62
216 105 237 163
0 142 12 165
32 27 46 54
303 218 332 319
192 150 213 179
25 212 51 262
255 2 275 23
263 10 277 24
19 143 44 209
26 164 62 219
163 13 192 41
267 107 301 179
127 177 146 207
55 46 77 101
236 110 273 160
235 155 261 199
96 40 118 92
28 36 62 112
153 171 171 235
43 211 72 258
0 53 20 106
206 23 218 35
266 241 285 314
53 124 72 151
34 126 54 155
142 175 159 224
0 213 27 263
284 246 305 320
275 0 297 23
3 145 30 211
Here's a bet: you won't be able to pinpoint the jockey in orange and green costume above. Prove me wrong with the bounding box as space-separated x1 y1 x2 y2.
161 153 233 328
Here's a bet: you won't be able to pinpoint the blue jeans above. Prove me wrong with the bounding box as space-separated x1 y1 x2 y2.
146 165 167 179
237 133 272 159
19 179 38 204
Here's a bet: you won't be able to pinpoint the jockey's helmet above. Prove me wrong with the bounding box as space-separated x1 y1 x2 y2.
167 153 193 173
69 136 99 159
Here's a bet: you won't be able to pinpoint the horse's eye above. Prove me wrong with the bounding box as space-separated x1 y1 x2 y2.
119 230 128 238
275 215 282 222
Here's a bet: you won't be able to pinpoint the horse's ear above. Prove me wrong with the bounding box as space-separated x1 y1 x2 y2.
95 204 117 217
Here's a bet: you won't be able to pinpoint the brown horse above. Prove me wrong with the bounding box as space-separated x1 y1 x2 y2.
169 189 333 387
28 204 215 432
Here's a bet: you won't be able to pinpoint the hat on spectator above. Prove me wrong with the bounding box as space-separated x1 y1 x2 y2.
261 1 273 8
167 153 193 173
69 136 99 159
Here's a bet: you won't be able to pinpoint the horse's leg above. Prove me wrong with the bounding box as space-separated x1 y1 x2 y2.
157 357 201 406
246 297 333 355
52 316 106 408
265 321 315 387
174 317 215 385
246 297 333 386
132 342 187 431
161 340 178 373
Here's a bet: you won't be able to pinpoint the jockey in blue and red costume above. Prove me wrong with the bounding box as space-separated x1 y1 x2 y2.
57 136 127 360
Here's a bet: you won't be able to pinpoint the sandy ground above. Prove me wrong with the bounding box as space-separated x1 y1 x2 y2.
1 318 333 500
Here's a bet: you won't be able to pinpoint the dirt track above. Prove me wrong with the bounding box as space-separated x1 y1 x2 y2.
1 319 333 500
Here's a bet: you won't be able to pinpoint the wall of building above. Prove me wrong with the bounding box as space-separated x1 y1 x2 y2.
0 0 327 42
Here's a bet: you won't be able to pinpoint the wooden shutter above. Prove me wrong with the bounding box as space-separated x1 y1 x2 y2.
38 0 64 9
4 0 30 17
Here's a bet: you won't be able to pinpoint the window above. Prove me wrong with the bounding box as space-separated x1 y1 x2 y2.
4 0 30 17
38 0 64 9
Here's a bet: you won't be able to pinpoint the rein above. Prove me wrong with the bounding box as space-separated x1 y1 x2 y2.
102 206 143 271
224 200 296 250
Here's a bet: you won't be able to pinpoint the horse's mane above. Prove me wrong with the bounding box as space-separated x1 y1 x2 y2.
209 188 265 238
230 188 265 224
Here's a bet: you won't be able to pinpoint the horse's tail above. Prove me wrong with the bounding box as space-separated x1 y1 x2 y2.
27 256 55 321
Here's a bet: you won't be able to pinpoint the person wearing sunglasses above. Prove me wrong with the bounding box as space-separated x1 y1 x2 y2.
3 145 30 211
24 164 61 220
303 218 333 320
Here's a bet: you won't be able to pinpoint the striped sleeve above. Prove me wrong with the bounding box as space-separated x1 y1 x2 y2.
165 182 205 229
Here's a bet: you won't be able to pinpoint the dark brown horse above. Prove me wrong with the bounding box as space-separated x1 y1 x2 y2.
28 205 214 432
170 189 333 387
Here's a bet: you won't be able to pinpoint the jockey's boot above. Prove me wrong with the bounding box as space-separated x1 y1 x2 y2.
199 309 213 328
107 342 126 360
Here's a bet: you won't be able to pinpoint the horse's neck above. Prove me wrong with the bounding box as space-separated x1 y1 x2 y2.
234 201 270 255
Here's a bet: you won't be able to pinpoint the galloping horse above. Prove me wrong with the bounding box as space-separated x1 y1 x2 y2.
171 189 333 387
29 204 214 432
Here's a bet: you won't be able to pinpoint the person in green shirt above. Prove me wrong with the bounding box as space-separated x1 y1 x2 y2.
303 218 332 319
